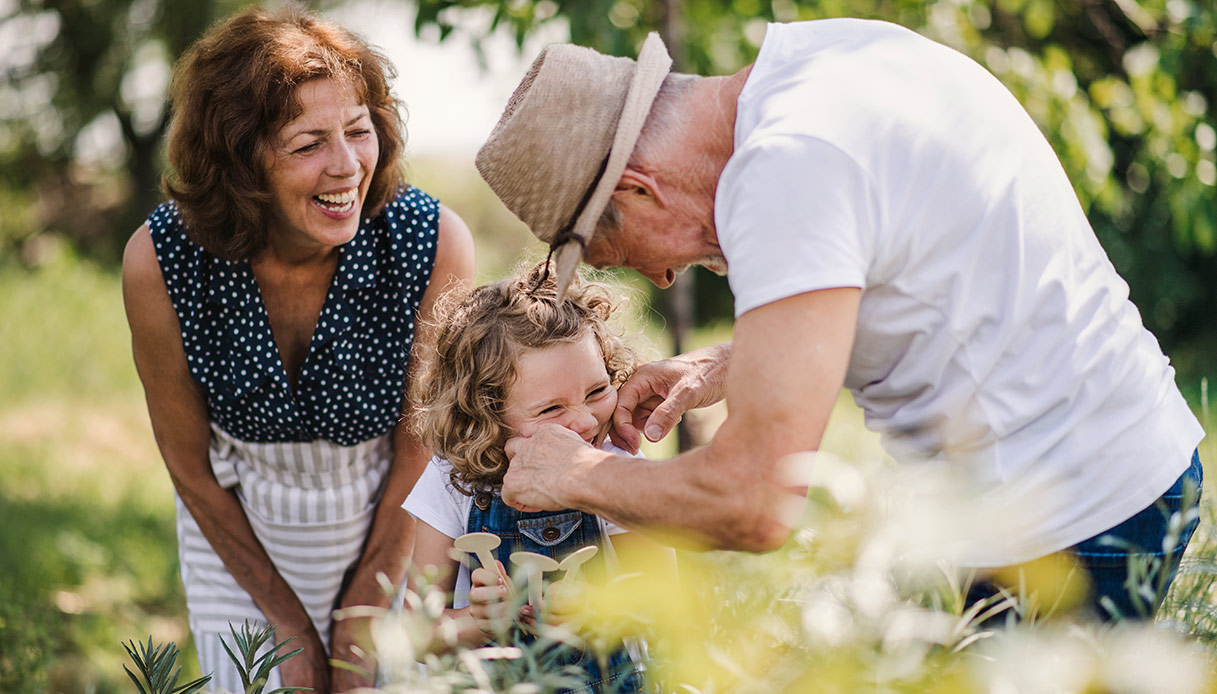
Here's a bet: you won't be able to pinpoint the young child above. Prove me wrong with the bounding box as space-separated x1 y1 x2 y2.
404 263 673 693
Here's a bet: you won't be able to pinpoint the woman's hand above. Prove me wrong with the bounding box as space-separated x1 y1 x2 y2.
611 342 732 453
329 617 374 693
276 622 331 694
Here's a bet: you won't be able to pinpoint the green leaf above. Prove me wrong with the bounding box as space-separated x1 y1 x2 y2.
121 637 212 694
123 664 150 694
219 621 311 694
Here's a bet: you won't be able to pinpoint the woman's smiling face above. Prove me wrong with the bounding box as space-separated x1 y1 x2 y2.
264 77 379 257
501 333 618 447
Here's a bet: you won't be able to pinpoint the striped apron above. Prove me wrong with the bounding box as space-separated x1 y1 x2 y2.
176 424 392 693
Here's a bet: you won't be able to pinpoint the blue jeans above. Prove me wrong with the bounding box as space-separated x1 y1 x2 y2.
967 450 1203 622
466 490 644 693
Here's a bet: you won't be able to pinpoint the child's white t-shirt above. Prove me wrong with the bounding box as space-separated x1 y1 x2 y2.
717 19 1203 565
403 441 632 609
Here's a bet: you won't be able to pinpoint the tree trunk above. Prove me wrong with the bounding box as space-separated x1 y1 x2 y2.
657 0 697 452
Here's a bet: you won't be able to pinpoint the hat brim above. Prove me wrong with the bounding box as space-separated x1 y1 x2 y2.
554 33 673 299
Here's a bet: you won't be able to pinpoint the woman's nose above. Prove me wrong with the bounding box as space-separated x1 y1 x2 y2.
327 140 359 178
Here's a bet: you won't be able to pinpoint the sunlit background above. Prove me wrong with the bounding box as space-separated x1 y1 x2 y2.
2 0 1216 691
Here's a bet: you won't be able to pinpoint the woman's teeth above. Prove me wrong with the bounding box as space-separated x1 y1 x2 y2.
314 189 357 212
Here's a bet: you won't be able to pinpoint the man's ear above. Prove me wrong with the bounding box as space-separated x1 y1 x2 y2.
614 168 665 207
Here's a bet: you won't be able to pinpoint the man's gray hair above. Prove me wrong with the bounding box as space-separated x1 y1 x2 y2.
594 71 699 239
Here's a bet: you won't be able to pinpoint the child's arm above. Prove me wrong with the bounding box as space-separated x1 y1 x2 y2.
408 520 515 651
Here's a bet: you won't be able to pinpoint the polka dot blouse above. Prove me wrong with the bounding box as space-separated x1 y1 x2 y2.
147 187 440 445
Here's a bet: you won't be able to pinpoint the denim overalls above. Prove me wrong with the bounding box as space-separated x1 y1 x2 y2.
467 488 644 693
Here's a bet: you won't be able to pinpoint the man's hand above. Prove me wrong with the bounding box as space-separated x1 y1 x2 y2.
611 343 732 453
503 424 604 512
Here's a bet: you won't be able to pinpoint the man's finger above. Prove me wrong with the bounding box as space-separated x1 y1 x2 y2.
644 399 685 442
612 385 646 451
610 415 642 454
500 484 542 513
615 376 646 412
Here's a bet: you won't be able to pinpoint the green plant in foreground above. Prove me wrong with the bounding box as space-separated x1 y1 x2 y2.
220 620 310 694
122 451 1216 694
122 637 211 694
124 621 311 694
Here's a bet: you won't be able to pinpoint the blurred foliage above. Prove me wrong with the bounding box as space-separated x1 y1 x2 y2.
0 252 1212 691
0 0 328 262
413 0 1217 386
3 0 220 259
0 254 194 693
346 447 1217 694
4 0 1216 375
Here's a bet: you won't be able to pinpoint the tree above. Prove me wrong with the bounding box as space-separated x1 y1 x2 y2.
0 0 293 261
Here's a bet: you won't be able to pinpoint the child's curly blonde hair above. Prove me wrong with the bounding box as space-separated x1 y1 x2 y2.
411 262 639 495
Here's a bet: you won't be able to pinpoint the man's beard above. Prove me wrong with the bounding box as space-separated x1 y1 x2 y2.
697 254 728 276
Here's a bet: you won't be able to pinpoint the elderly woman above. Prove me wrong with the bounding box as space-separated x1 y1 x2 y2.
121 6 474 692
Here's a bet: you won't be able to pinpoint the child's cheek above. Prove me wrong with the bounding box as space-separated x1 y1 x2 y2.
512 421 538 438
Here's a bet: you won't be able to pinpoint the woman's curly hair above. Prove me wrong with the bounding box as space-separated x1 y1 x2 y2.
163 3 405 261
411 263 639 495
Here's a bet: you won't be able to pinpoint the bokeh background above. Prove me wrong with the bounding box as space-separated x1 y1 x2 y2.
2 0 1216 690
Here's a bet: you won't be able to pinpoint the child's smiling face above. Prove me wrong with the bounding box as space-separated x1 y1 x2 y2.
502 332 618 447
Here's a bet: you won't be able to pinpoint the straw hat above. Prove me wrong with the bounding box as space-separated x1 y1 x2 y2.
475 33 673 298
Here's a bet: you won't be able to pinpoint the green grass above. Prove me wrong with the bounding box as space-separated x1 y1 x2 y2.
3 239 1215 692
0 248 191 693
0 227 675 692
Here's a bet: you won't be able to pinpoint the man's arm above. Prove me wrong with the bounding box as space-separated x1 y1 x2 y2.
503 287 860 551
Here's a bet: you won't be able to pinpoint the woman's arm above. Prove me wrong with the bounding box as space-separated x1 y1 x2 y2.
330 205 476 686
122 226 331 692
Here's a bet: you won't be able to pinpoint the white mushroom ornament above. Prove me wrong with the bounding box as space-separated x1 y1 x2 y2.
509 551 561 610
453 532 514 598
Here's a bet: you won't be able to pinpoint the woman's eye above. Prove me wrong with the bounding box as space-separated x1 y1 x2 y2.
349 128 372 139
294 142 319 154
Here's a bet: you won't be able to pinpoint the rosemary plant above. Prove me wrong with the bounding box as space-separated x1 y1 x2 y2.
218 620 310 694
121 637 211 694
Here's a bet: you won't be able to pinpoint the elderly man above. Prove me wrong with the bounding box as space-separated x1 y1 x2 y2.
475 19 1203 619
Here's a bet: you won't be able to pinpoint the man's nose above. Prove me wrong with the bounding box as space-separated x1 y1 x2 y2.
639 268 674 288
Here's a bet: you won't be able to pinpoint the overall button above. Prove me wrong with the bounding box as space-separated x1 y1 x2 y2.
474 491 492 511
541 526 561 542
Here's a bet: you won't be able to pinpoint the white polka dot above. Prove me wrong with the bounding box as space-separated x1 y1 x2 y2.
147 187 436 445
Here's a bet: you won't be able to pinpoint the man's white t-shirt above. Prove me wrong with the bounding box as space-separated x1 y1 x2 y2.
716 19 1203 566
403 444 630 608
